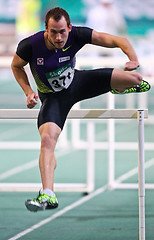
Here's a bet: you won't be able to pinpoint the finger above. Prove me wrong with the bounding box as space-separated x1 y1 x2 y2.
34 94 39 101
27 102 36 108
30 97 37 104
32 98 37 104
27 100 36 108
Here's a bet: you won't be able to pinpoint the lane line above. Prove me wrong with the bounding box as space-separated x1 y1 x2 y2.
0 126 107 179
7 157 154 240
8 185 108 240
116 158 154 183
0 159 38 180
0 125 30 140
0 148 72 180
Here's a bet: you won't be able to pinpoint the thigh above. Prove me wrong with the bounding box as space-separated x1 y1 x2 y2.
37 91 73 130
71 68 113 102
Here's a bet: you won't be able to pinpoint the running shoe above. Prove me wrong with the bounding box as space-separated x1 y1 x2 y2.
25 192 58 212
110 80 151 94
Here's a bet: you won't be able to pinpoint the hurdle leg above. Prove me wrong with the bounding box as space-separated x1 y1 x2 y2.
108 119 115 189
107 93 115 189
138 110 145 240
86 121 95 193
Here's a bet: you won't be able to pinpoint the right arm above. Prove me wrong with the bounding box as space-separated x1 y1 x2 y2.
91 30 140 71
11 54 38 108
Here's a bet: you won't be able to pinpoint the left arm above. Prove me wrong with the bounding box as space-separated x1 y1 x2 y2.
91 30 139 70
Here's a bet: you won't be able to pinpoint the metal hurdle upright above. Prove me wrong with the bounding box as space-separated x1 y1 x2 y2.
0 109 148 240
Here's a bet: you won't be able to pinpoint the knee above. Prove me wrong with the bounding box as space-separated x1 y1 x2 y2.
41 132 56 150
130 72 142 85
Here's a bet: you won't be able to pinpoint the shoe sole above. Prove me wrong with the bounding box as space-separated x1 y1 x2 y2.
25 201 58 212
25 201 45 212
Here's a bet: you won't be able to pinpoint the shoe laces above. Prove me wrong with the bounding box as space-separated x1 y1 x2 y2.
36 193 50 203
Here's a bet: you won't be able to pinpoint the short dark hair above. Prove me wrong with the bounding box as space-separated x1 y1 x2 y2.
45 7 71 27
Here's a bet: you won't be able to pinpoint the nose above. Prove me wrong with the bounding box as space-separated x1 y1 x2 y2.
56 33 61 41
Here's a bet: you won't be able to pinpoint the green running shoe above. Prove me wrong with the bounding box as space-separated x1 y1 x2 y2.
110 80 151 94
25 192 58 212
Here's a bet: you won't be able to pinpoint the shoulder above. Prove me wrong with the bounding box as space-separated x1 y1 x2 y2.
72 26 93 44
17 37 31 50
16 31 44 62
16 37 32 62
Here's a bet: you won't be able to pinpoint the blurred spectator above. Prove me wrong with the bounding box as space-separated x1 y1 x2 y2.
16 0 41 40
84 0 127 56
86 0 126 35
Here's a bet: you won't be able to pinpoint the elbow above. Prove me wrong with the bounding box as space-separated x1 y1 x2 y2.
11 57 16 71
11 61 14 71
121 37 130 46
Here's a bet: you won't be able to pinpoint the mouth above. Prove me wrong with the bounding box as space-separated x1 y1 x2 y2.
55 41 64 48
47 37 64 49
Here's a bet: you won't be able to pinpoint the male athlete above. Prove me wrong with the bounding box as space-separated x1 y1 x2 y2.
11 7 150 212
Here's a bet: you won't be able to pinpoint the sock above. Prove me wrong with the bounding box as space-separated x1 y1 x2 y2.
114 89 127 94
43 188 54 197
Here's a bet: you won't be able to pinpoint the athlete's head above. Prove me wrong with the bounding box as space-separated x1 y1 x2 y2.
45 7 72 49
45 7 71 28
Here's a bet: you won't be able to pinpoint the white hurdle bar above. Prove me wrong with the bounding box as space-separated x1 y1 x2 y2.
0 109 148 240
0 108 147 119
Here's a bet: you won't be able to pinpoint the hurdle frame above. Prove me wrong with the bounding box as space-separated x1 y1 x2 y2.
0 108 148 240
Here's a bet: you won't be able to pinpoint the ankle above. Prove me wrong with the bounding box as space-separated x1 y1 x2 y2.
43 188 54 197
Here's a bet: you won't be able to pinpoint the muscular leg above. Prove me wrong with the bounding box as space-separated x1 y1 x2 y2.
111 68 142 92
39 122 61 191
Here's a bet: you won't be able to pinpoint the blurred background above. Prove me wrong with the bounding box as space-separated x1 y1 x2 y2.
0 0 154 180
0 0 154 108
0 0 154 58
0 2 154 239
0 0 154 190
0 0 154 157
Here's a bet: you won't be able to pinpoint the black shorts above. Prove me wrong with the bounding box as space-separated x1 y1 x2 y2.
38 68 113 130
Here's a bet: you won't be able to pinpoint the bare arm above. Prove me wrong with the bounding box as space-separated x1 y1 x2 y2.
91 30 139 70
11 54 38 108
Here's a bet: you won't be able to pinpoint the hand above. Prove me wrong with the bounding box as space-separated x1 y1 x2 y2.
124 61 140 71
27 92 38 109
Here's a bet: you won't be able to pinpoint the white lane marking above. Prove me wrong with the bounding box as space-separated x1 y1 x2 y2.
0 160 38 180
7 157 154 239
0 149 71 180
116 158 154 183
8 185 108 240
1 121 153 239
0 125 30 140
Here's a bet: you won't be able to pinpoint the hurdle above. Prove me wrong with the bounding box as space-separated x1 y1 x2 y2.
0 109 148 240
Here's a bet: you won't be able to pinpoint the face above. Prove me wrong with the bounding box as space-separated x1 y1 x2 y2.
45 16 72 49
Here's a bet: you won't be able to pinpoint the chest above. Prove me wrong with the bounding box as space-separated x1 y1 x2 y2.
33 48 74 71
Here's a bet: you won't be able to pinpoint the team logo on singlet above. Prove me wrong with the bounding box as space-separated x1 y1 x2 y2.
37 58 44 65
59 56 70 63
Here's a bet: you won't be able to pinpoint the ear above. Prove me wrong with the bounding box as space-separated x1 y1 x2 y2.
45 24 48 31
68 24 72 32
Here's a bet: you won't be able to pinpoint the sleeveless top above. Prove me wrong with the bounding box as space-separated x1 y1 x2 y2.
16 26 92 93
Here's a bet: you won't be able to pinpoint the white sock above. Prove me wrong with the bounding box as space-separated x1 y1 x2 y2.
43 188 54 197
114 89 127 94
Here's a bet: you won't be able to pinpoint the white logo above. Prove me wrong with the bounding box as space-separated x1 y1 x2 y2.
37 58 44 65
59 56 70 63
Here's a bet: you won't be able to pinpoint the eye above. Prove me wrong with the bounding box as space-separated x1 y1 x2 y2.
60 29 66 34
51 30 57 34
